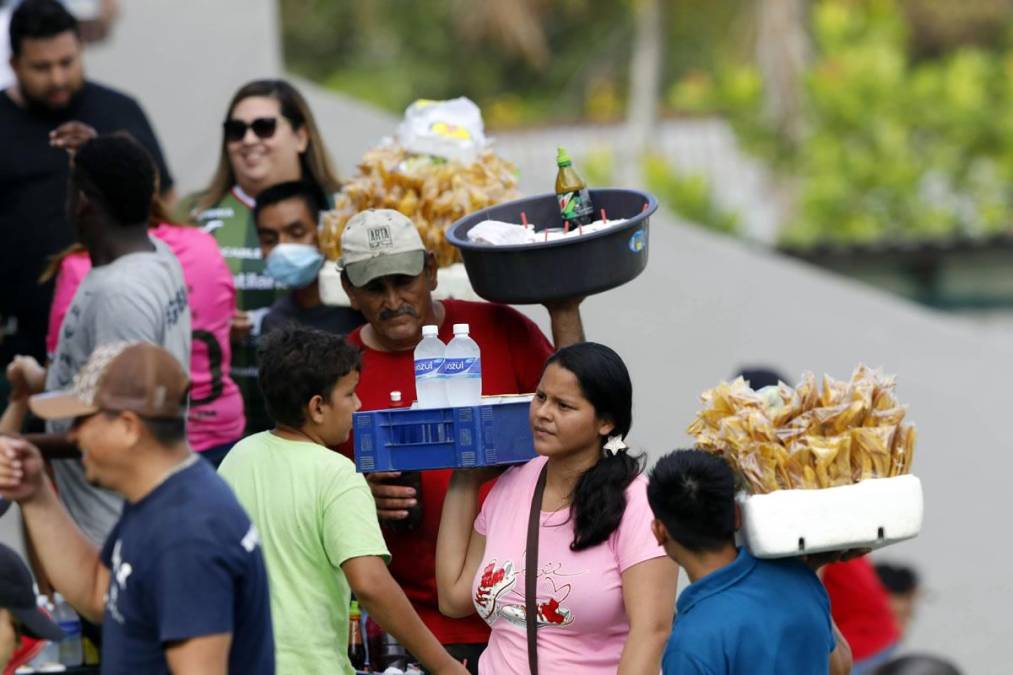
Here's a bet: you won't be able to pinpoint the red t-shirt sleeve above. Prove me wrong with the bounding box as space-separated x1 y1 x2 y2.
822 557 899 660
500 305 553 393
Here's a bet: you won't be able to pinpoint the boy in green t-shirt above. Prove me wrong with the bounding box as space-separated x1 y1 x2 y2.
219 326 467 675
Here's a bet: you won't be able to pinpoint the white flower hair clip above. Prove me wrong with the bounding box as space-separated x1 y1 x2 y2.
604 435 628 457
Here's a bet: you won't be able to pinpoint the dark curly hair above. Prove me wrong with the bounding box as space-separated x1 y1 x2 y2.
257 326 361 427
73 134 157 227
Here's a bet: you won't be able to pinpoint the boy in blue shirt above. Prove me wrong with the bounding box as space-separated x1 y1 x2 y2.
647 449 852 675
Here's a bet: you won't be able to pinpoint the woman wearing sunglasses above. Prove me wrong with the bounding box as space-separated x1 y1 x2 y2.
436 342 678 674
179 79 342 434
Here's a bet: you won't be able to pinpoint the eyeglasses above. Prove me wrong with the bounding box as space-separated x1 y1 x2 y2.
223 117 278 143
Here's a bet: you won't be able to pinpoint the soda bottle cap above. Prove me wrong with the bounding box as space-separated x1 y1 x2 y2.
556 147 572 167
390 391 402 402
452 323 470 335
422 324 438 337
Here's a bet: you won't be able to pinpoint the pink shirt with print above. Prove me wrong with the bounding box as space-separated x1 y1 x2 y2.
473 455 666 674
46 224 245 450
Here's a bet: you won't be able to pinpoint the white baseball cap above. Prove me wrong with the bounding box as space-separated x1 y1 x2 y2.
338 209 426 287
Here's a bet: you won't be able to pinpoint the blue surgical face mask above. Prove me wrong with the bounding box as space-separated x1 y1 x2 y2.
264 243 325 289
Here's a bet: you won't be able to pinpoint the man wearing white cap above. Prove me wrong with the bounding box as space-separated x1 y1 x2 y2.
0 342 274 674
337 208 584 669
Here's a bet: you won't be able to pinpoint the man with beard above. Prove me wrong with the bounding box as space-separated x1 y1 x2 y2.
0 0 173 375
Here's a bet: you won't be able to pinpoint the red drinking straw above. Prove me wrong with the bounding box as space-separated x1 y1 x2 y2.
642 202 649 212
600 208 607 224
564 220 570 234
521 211 529 229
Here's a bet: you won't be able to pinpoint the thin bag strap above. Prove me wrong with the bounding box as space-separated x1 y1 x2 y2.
525 463 549 675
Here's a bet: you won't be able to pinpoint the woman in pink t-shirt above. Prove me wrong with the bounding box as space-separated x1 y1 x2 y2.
437 342 678 674
45 222 245 465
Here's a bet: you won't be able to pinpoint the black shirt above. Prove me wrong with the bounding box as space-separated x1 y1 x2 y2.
261 293 366 337
0 81 173 364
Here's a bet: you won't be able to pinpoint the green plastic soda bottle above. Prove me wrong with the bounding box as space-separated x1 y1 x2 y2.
555 147 594 227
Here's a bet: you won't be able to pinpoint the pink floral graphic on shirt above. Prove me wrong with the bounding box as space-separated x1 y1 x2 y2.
474 560 518 621
477 560 581 629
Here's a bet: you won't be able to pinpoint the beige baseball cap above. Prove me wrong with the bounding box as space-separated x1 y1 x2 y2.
30 342 189 421
338 209 426 287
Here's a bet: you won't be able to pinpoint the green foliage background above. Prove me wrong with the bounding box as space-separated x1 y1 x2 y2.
279 0 748 129
282 0 1013 247
670 0 1013 247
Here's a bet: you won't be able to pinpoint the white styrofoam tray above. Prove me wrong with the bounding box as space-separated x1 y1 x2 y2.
737 474 923 558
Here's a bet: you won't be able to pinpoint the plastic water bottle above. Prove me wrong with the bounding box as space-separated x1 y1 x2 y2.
28 596 61 669
443 324 481 407
414 325 448 409
54 592 83 666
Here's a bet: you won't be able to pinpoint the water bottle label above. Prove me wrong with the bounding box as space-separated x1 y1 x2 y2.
58 620 81 637
414 358 444 380
443 357 480 379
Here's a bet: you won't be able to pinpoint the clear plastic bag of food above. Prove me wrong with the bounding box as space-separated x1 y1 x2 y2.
687 365 916 494
319 142 520 269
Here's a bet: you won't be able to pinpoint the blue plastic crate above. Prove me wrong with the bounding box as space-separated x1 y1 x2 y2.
354 397 536 472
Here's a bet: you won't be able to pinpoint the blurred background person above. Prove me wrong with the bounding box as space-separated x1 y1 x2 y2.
875 562 922 640
874 654 962 675
0 0 119 90
179 78 341 434
42 181 244 468
253 180 364 336
0 542 64 673
0 0 172 393
6 134 190 550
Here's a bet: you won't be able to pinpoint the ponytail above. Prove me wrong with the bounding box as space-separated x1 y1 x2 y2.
541 342 641 551
571 450 643 551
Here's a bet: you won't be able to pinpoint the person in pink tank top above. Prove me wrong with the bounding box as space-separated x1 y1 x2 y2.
46 221 245 466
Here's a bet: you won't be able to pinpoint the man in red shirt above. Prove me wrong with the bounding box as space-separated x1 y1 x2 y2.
822 558 900 673
338 209 584 671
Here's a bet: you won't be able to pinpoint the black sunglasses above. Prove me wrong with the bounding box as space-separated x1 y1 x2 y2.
223 117 278 143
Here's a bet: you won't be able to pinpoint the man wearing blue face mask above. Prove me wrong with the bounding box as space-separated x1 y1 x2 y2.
256 181 365 336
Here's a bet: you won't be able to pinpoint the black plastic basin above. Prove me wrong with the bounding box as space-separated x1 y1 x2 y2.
446 188 656 304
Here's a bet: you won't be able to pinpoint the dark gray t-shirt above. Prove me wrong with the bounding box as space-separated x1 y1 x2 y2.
46 237 191 545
